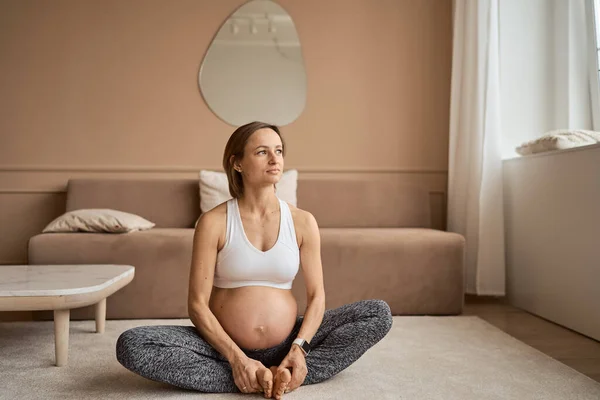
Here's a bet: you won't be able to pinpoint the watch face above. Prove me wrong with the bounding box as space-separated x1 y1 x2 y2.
301 341 311 354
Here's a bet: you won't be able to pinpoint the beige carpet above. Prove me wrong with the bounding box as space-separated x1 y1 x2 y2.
1 316 599 400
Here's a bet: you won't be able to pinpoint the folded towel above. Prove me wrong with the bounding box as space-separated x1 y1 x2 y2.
516 129 600 155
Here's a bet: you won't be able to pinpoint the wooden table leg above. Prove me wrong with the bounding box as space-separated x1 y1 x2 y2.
53 309 70 367
95 298 106 334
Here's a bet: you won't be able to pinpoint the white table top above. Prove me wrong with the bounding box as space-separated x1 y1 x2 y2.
0 265 135 297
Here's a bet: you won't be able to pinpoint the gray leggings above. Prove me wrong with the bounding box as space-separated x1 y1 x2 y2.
116 299 393 393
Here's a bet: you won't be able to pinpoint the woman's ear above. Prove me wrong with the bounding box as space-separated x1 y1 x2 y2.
229 155 239 172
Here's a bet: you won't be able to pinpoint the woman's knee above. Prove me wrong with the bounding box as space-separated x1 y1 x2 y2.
356 299 391 317
116 327 151 370
360 299 393 335
116 326 151 348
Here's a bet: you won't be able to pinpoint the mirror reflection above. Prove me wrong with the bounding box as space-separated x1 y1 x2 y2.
199 0 307 126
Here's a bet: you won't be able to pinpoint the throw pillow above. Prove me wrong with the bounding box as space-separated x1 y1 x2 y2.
43 209 155 233
198 169 298 214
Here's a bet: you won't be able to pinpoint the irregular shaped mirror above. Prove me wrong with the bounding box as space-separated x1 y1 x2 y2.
199 0 306 126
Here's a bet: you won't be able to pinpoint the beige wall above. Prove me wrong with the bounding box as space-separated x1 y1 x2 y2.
0 0 452 270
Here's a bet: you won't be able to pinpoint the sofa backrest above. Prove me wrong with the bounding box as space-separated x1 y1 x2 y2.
66 177 431 228
298 178 431 228
66 179 199 229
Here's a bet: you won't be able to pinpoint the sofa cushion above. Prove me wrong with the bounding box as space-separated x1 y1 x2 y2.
297 228 465 314
199 169 298 213
42 209 155 233
28 229 194 319
296 179 431 228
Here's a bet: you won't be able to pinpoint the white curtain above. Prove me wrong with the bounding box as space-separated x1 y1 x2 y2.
554 0 596 131
448 0 505 295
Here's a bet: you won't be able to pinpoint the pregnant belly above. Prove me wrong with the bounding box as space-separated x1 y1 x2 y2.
209 286 298 350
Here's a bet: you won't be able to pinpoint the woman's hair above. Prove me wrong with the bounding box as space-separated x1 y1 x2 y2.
222 121 286 198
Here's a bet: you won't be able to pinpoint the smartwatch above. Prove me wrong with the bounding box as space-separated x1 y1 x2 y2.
292 338 311 356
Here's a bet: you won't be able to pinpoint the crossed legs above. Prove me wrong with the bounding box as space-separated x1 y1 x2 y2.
116 299 393 393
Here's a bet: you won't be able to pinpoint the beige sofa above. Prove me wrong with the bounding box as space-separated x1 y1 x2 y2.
28 177 465 319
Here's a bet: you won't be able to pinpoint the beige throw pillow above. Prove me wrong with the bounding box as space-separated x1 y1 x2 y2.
516 129 600 155
198 169 298 214
43 209 155 233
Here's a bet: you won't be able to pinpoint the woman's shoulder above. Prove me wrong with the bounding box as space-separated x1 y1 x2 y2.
284 202 319 243
195 202 228 249
195 202 227 233
285 201 304 218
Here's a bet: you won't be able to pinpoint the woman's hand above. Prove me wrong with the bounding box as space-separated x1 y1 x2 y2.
277 345 308 393
230 354 267 394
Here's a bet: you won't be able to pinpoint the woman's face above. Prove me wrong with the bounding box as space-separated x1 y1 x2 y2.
236 128 284 187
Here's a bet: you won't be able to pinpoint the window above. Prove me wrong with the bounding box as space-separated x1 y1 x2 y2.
589 0 600 128
595 0 600 80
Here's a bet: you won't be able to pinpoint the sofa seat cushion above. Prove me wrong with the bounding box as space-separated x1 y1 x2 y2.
28 229 195 319
297 228 465 315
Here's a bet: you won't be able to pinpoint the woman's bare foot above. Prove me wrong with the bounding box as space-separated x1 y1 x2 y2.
269 366 292 400
256 367 273 398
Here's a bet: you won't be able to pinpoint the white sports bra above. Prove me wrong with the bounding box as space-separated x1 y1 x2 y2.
213 197 300 289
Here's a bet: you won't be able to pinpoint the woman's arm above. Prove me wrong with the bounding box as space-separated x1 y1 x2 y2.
277 210 326 394
187 211 245 364
294 211 326 343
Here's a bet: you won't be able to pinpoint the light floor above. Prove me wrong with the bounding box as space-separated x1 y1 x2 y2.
464 295 600 383
1 296 599 383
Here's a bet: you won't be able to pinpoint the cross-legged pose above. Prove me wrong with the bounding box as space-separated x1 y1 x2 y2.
116 121 393 399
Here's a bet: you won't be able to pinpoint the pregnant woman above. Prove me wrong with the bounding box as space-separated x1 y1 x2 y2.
116 121 393 399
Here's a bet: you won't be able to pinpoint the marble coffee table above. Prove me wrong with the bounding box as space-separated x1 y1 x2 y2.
0 264 134 366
